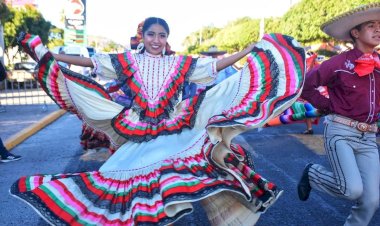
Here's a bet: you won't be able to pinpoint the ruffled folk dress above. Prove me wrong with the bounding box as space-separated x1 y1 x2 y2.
264 53 326 127
11 33 306 226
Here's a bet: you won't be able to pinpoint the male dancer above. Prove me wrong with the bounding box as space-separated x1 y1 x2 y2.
298 3 380 226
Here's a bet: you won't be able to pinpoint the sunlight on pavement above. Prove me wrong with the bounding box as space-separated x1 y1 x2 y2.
290 134 326 155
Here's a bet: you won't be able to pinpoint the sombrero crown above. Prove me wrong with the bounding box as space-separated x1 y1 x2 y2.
321 3 380 41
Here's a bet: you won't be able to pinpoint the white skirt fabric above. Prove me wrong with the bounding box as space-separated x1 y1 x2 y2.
10 32 306 225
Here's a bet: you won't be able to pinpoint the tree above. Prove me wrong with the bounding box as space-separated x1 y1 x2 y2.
47 26 64 49
183 17 261 55
0 1 11 23
0 1 11 65
181 0 379 53
182 26 221 54
212 17 260 52
276 0 380 44
102 41 123 53
3 5 51 62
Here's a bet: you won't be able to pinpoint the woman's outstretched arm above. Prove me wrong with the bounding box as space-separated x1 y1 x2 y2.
215 43 255 72
52 53 94 68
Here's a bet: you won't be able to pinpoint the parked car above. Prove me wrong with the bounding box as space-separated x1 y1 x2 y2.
7 62 37 83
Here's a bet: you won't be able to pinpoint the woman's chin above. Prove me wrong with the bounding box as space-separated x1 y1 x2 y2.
146 49 163 56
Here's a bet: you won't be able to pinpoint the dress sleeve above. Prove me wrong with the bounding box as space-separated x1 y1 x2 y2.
91 53 118 80
188 57 218 85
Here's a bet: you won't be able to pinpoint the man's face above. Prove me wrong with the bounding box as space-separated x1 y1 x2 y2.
352 20 380 50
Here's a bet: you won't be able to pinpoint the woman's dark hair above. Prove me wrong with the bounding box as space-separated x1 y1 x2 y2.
142 17 170 35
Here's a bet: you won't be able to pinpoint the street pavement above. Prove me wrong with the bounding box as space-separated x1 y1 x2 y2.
0 105 379 226
0 104 59 142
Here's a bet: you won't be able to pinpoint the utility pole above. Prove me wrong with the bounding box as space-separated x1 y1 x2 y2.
259 17 265 41
199 29 202 45
0 21 4 65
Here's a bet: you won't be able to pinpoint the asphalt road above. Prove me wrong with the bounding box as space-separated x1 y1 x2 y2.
0 104 59 141
0 113 379 226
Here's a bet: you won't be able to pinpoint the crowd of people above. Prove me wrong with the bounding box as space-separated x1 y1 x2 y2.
1 2 380 226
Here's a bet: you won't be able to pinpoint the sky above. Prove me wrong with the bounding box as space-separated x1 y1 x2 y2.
35 0 301 51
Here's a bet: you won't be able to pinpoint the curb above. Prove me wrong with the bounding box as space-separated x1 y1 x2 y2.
4 109 67 151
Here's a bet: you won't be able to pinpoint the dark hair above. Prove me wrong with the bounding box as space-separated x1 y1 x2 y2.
142 17 170 35
349 23 363 42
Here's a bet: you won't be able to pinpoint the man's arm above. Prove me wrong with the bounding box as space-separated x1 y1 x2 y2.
301 61 335 113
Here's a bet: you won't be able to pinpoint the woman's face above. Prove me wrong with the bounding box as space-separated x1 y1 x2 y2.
142 24 168 55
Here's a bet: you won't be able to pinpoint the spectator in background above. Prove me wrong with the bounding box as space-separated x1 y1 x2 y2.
301 51 322 135
0 137 21 163
200 46 238 84
0 61 22 163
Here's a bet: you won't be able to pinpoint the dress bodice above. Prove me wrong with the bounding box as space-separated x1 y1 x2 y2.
133 53 178 102
89 51 222 142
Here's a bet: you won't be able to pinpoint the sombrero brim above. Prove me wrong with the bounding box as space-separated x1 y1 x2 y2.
200 51 227 56
321 3 380 41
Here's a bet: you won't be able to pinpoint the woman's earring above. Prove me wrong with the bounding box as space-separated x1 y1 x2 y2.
162 47 166 56
137 42 144 53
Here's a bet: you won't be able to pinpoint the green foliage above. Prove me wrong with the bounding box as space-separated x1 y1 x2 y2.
182 0 380 53
102 41 124 53
0 1 11 23
182 26 221 54
212 18 260 52
183 17 260 54
3 5 51 62
47 27 64 49
264 18 282 34
277 0 380 44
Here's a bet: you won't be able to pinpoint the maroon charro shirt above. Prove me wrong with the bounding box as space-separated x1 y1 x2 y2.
301 48 380 124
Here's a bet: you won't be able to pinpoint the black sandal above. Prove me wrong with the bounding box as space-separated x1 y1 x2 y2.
302 129 313 135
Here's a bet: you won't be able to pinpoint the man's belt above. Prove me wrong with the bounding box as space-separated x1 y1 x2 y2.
331 115 378 133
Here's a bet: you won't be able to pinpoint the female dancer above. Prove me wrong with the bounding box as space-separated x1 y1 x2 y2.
11 17 305 225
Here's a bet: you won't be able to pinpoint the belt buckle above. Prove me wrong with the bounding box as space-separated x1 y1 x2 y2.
356 122 369 132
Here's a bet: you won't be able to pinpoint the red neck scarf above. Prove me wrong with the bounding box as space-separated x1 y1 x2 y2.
354 53 380 76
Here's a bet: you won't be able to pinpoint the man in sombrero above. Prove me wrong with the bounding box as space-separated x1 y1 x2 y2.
298 3 380 226
200 46 237 84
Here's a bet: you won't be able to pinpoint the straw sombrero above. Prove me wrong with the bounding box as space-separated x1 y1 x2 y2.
321 3 380 41
200 46 227 56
